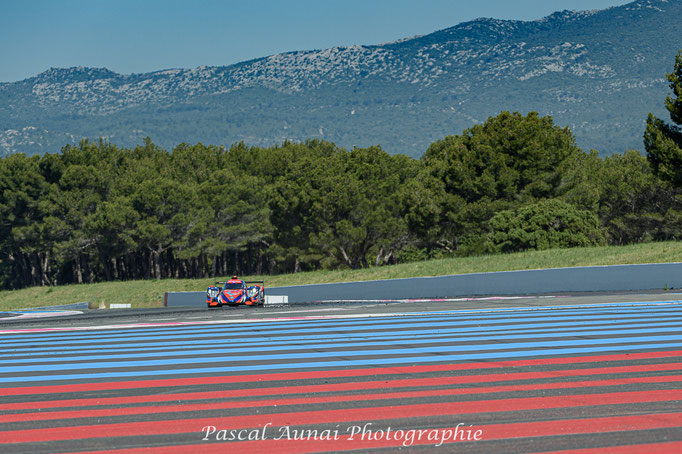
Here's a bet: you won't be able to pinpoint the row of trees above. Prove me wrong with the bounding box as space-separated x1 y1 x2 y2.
1 52 680 290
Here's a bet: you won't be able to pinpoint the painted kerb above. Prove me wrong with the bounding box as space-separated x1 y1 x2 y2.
164 262 682 307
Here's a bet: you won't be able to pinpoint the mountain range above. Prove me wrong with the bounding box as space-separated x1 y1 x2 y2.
1 0 680 157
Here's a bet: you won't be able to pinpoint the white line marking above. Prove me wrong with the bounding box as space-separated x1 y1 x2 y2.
263 308 349 315
317 295 565 303
1 310 83 320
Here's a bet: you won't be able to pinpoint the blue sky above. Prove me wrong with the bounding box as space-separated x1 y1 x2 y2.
1 0 632 83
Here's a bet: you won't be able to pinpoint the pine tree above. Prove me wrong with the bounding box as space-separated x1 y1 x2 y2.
645 51 682 186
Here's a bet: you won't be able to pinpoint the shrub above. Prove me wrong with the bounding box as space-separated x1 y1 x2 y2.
486 199 606 253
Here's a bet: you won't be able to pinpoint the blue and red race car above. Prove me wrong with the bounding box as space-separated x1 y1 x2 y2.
206 276 265 308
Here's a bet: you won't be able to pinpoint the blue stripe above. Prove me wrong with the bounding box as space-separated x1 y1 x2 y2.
2 333 682 374
1 341 681 384
2 301 680 384
4 318 682 357
4 302 681 342
3 306 682 347
6 323 682 365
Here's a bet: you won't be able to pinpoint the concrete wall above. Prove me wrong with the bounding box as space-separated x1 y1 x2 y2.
164 262 682 307
165 291 205 307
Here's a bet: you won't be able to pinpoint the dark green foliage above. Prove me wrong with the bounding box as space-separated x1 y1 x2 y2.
485 199 605 253
423 112 580 203
645 50 682 186
665 51 682 126
596 150 681 244
0 106 680 289
0 154 49 287
421 111 582 254
0 136 438 287
267 142 429 271
561 149 682 244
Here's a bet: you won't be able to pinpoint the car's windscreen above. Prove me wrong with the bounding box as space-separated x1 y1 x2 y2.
224 283 244 290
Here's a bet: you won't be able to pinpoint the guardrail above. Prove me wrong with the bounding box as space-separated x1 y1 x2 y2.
164 262 682 307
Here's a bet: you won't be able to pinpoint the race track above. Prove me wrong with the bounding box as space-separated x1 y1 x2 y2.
1 293 682 453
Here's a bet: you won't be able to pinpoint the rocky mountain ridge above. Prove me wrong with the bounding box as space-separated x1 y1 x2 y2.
1 0 680 157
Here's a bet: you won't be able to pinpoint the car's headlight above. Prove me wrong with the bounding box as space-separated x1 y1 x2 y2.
207 288 219 298
248 287 259 297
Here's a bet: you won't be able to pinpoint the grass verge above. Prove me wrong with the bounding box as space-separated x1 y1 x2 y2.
1 241 680 310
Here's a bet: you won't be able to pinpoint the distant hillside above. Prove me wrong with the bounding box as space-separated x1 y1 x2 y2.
1 0 680 157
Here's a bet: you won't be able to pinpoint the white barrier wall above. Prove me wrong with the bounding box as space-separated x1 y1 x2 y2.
265 295 288 305
164 262 682 307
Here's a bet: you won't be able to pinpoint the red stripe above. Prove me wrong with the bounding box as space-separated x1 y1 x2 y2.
4 361 680 412
535 441 682 454
59 413 682 454
2 349 680 397
2 375 681 424
2 389 680 444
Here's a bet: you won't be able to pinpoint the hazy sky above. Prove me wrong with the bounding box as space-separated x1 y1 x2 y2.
1 0 632 82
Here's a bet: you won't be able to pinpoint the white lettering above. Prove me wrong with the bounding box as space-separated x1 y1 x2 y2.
403 429 417 447
347 425 361 440
216 429 229 441
201 425 216 440
275 426 291 440
360 423 373 440
435 428 451 446
260 423 272 440
453 423 465 441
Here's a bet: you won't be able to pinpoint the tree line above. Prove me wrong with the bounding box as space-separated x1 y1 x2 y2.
1 52 681 290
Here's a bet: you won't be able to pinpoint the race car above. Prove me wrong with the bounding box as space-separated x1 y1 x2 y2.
206 276 265 308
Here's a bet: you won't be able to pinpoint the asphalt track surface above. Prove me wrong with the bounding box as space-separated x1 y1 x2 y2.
1 292 681 453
